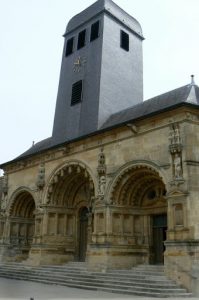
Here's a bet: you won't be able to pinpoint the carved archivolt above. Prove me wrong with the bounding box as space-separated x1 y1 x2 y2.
45 161 96 207
108 162 166 207
8 188 36 217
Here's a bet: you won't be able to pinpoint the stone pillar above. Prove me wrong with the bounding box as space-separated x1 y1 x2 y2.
164 190 199 293
0 216 10 261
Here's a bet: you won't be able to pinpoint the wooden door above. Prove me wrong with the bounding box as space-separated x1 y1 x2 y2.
78 207 88 261
152 214 167 264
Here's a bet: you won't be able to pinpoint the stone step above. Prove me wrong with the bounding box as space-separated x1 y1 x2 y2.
0 270 179 288
0 264 88 273
0 263 192 297
135 264 164 269
0 267 174 283
0 276 192 298
0 272 189 295
107 269 165 276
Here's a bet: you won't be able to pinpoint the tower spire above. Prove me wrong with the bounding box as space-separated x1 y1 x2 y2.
191 74 195 85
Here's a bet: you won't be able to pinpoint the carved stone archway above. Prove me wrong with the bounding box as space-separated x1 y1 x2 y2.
31 161 96 265
7 191 36 262
89 163 168 269
109 164 167 265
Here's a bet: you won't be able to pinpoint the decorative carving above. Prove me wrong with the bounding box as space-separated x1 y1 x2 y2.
0 174 8 213
2 173 8 195
36 163 45 189
46 161 94 206
173 153 182 179
34 205 44 214
59 145 71 155
126 123 139 134
97 148 106 175
97 148 107 202
169 123 184 183
99 175 106 195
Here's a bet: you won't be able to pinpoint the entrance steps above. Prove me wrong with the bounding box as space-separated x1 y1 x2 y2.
0 262 193 297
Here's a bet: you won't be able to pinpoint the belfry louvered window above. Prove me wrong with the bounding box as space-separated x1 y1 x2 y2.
71 80 83 105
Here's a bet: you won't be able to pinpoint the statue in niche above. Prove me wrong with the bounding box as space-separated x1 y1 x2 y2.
169 123 181 145
173 153 182 179
169 129 175 145
169 123 184 182
99 175 106 196
174 127 180 144
97 148 106 175
96 148 108 203
36 163 45 189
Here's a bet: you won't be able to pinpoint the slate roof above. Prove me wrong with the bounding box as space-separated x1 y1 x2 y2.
65 0 143 39
101 83 199 129
1 83 199 167
16 137 53 159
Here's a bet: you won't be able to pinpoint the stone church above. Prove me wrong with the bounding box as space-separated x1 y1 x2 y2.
1 0 199 295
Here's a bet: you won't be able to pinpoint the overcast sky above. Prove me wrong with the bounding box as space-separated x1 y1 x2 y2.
1 0 199 174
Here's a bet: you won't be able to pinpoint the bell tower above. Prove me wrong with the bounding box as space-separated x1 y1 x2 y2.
52 0 144 143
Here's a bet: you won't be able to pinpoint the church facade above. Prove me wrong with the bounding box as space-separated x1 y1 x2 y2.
1 0 199 295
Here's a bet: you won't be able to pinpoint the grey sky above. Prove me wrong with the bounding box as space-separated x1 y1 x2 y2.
1 0 199 174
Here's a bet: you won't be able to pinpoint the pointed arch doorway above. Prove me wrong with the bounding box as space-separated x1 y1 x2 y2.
78 207 89 262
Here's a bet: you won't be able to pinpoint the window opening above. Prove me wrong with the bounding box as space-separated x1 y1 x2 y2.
71 80 83 105
65 37 74 56
77 30 86 50
120 30 129 51
90 21 100 42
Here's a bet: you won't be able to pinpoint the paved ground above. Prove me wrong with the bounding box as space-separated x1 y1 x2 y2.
0 278 197 300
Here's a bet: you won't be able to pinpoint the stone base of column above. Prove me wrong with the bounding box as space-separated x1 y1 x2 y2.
87 243 149 271
164 240 199 296
0 243 30 262
25 245 75 266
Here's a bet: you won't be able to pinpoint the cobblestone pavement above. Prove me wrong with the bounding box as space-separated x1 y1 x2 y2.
0 278 197 300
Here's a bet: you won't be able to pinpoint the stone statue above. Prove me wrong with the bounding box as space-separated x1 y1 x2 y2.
169 129 175 145
174 127 180 144
174 153 182 179
99 175 106 195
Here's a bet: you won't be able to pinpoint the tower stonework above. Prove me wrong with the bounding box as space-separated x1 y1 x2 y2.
52 0 144 143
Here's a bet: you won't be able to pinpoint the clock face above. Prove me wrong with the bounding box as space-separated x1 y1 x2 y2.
73 56 86 73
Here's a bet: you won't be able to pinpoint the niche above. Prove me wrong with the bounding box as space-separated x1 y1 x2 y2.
67 215 74 236
96 213 104 233
113 213 121 234
58 214 65 235
174 204 184 226
48 213 56 235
